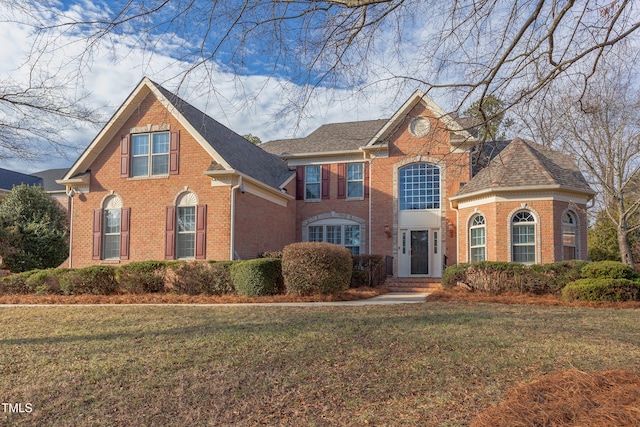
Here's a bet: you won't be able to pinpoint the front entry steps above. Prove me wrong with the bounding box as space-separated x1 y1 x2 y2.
384 277 442 293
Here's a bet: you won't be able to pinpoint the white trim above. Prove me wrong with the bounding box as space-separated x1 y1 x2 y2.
507 206 541 264
302 213 366 255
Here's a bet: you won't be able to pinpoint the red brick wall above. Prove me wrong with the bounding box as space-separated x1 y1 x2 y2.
457 198 589 264
235 179 296 259
70 92 290 266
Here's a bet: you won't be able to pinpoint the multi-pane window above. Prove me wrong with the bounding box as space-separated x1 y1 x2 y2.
307 224 360 255
399 163 440 210
469 214 486 262
512 211 536 263
131 132 170 177
177 206 196 259
103 209 121 259
305 165 321 200
562 211 577 260
347 163 364 199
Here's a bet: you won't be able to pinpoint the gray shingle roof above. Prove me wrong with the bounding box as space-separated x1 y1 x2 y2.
32 168 69 192
0 168 42 192
153 82 293 190
455 138 594 197
261 119 388 155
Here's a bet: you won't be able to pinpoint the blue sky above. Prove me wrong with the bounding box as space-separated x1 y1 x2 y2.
2 0 429 174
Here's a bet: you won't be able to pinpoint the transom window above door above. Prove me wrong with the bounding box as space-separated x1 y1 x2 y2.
399 163 440 210
131 132 170 177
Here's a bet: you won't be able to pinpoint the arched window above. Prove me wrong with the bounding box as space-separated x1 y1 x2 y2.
399 163 440 210
306 218 362 255
562 211 577 260
512 210 536 263
94 195 129 261
469 214 486 262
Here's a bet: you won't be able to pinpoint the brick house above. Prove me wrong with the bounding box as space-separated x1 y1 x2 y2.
59 78 594 279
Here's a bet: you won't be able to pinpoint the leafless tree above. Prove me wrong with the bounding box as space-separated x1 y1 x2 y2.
3 0 640 158
514 55 640 267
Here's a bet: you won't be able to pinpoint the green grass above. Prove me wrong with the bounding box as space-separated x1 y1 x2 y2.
0 302 639 426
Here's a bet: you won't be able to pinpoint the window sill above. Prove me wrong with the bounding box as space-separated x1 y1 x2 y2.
101 259 121 264
345 197 365 201
128 174 170 181
304 199 322 203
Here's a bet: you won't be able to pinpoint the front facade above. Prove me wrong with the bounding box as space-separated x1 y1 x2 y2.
59 78 594 277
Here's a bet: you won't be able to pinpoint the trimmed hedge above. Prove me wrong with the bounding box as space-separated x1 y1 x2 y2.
231 258 283 297
351 255 386 288
580 261 638 280
442 261 588 295
59 266 118 295
171 261 237 295
562 278 640 302
282 242 352 295
117 261 168 294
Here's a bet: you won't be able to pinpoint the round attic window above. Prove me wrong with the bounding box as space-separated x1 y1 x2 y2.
409 116 431 137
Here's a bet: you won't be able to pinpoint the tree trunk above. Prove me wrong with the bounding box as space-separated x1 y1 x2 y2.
617 223 635 270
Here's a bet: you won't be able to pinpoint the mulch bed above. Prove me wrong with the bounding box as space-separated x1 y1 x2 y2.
470 369 640 427
0 287 386 304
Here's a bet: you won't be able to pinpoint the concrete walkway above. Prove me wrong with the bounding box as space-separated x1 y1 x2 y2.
0 292 430 308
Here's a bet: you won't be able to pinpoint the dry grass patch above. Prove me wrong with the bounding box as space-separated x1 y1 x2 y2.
0 286 385 304
471 369 640 427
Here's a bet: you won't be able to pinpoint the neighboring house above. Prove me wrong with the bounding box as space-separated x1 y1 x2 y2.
32 168 71 213
58 77 594 281
0 168 42 201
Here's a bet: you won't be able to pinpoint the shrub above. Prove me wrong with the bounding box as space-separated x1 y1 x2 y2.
117 261 168 293
580 260 638 280
171 261 236 295
25 269 63 294
562 278 640 302
351 255 386 288
0 270 37 294
282 242 352 295
441 263 469 288
442 261 588 295
59 266 118 295
259 251 283 259
231 258 283 297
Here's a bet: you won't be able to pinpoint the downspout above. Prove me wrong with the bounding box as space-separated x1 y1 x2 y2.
229 175 243 260
67 187 76 268
367 156 372 255
450 200 460 266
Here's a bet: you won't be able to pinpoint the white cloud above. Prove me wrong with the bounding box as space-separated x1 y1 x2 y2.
0 1 448 174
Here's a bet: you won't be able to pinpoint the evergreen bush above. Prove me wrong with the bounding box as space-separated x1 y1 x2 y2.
282 242 352 295
231 258 283 297
562 278 640 302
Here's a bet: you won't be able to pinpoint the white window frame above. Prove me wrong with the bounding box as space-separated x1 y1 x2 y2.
176 205 196 259
306 222 361 255
399 163 440 210
131 132 170 177
469 214 486 262
305 165 321 201
346 163 364 199
511 211 536 264
103 208 121 260
562 211 577 260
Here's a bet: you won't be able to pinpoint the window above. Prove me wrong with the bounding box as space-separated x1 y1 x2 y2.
177 206 196 259
562 211 577 260
305 165 321 200
346 163 364 199
469 214 486 262
307 223 361 255
512 211 536 263
399 163 440 210
103 208 121 259
131 132 170 177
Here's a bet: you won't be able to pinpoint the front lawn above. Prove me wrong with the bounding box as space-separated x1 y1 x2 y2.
1 302 638 426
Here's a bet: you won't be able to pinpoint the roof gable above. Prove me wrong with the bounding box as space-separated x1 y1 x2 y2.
453 138 594 199
365 90 477 147
62 78 291 191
